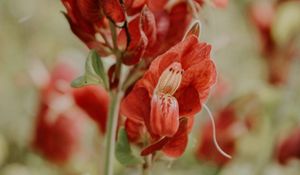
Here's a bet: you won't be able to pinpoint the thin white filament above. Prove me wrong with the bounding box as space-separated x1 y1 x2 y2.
202 104 232 159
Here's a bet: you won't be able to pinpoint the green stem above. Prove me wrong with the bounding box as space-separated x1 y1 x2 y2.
104 90 122 175
109 21 118 50
142 155 152 175
212 167 221 175
104 44 123 175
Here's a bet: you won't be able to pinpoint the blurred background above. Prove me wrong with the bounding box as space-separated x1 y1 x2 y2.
0 0 300 175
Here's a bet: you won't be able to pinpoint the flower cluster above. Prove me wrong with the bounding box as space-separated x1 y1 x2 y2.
58 0 231 174
62 0 228 70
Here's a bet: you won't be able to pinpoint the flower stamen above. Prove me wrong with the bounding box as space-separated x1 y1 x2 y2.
156 62 184 95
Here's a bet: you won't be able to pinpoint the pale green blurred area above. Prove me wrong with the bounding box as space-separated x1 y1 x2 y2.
0 0 300 175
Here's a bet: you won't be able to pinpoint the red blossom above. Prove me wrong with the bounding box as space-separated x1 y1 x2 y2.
121 34 216 157
249 2 275 57
62 0 110 56
249 1 297 86
144 2 192 59
276 127 300 165
62 0 193 68
32 62 110 163
117 7 156 65
33 103 84 164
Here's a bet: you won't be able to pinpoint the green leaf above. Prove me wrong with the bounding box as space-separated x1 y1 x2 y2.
90 50 109 90
85 51 98 77
71 75 102 88
71 50 109 89
115 128 143 166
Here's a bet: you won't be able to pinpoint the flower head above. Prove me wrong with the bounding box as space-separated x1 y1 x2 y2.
61 0 110 56
62 0 193 66
32 62 109 164
121 34 216 157
33 103 84 164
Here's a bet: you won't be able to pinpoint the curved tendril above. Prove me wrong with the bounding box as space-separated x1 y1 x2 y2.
202 104 232 159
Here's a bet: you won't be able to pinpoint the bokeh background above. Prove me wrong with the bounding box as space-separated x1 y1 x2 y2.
0 0 300 175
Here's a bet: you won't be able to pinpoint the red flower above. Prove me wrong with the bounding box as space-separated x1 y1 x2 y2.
119 1 193 66
61 0 110 56
121 34 216 157
32 62 109 163
62 0 193 67
33 103 84 164
144 1 192 59
43 62 109 133
249 1 297 85
276 127 300 165
117 6 155 65
249 2 275 57
196 107 237 166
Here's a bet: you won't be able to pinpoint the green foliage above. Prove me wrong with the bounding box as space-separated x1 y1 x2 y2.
115 128 142 166
71 50 109 89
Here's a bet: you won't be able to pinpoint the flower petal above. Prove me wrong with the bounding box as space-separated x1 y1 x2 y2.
140 6 157 47
124 0 147 16
141 118 189 157
162 118 189 157
141 137 169 156
143 10 170 58
77 0 101 22
165 2 191 46
147 0 168 12
180 59 216 103
175 86 201 117
150 93 179 137
137 35 202 96
72 85 109 134
194 61 217 102
180 38 212 69
63 11 95 42
125 118 145 143
102 0 125 22
120 87 151 122
33 104 83 164
118 16 148 65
